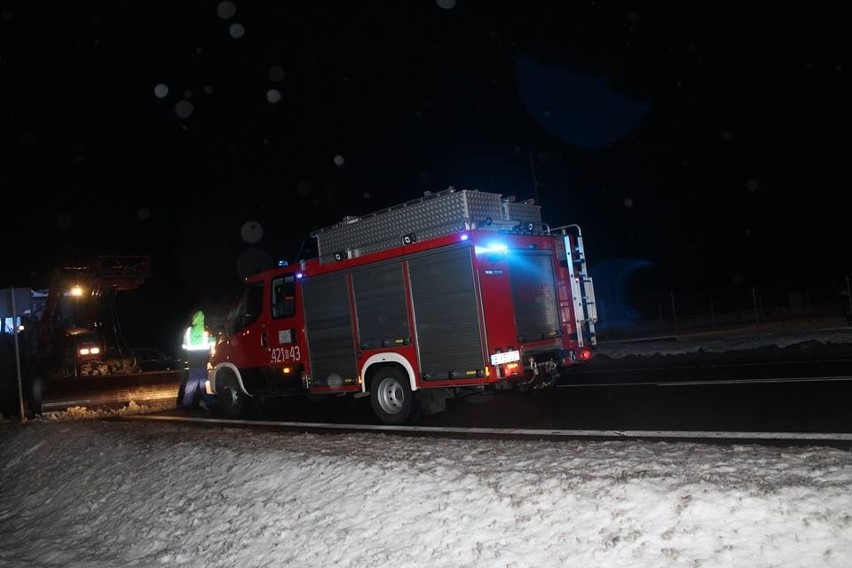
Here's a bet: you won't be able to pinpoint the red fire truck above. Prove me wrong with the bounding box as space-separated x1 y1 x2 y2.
207 188 597 424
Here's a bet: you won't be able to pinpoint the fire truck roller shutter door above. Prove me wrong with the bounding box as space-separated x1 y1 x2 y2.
407 246 484 379
352 261 409 350
301 274 358 386
509 250 562 340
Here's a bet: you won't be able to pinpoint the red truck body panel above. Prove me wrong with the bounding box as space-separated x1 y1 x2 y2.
209 189 597 423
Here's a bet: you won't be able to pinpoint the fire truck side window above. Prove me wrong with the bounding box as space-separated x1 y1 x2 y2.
272 275 295 319
231 283 264 333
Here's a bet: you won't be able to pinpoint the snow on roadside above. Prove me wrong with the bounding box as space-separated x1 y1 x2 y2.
595 327 852 360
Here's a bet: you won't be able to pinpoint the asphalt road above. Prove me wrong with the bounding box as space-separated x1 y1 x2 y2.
142 358 850 435
32 352 852 435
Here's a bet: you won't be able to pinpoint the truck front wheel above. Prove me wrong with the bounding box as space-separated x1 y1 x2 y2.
369 367 414 425
215 370 246 419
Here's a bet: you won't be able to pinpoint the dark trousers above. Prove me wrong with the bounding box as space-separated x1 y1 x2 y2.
181 351 211 407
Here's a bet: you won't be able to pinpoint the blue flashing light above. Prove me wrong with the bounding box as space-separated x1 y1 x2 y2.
474 242 509 256
296 272 304 279
278 260 289 267
460 233 469 242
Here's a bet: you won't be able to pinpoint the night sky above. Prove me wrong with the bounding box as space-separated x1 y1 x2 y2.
2 1 851 339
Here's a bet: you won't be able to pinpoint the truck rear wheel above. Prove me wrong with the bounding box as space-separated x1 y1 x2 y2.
370 367 414 425
216 370 246 419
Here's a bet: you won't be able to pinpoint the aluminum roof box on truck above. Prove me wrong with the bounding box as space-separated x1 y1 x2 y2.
311 187 543 264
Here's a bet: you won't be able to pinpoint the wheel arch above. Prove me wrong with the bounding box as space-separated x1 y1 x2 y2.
361 352 417 394
210 362 251 397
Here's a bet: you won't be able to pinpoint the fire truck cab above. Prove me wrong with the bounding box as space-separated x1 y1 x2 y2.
208 188 597 424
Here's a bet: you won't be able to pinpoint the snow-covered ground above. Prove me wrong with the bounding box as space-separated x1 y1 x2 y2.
594 325 852 360
0 322 852 568
0 325 850 567
0 417 851 568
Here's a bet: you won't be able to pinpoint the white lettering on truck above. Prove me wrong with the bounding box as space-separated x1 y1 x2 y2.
270 345 301 363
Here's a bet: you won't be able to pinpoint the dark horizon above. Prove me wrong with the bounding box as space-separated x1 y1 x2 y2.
3 2 851 331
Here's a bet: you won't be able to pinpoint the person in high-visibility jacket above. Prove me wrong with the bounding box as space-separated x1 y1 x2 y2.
180 309 215 409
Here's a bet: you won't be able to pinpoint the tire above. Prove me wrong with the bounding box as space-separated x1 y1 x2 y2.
215 370 246 419
369 367 414 425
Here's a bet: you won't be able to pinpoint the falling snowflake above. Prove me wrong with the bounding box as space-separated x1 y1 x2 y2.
217 1 237 20
229 22 245 39
241 221 263 244
175 100 194 119
266 89 281 104
154 83 169 99
268 65 285 82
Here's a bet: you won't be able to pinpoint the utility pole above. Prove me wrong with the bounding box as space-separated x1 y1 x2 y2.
528 151 540 204
10 289 26 423
670 290 679 338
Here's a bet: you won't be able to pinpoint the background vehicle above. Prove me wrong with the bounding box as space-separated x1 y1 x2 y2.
208 188 598 424
131 347 183 373
30 255 153 379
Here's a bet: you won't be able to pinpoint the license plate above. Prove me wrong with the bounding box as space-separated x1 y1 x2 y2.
490 350 520 365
